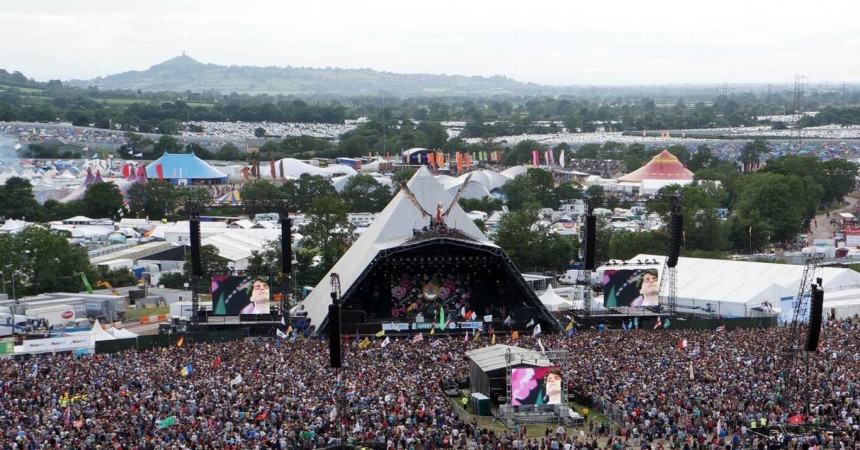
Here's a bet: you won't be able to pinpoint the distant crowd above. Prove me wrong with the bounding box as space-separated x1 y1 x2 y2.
2 321 860 449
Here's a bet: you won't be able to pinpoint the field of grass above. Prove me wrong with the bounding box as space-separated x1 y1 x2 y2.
98 97 214 108
0 84 44 94
125 305 169 320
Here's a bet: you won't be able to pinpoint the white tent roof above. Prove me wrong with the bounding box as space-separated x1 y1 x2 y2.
539 285 574 311
446 181 492 200
106 326 139 339
625 254 860 316
302 166 496 331
90 319 117 341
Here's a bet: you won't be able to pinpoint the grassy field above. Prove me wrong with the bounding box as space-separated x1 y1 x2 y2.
125 305 169 320
99 98 214 108
0 84 44 94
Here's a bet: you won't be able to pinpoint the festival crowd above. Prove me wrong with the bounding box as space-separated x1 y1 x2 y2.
2 320 860 449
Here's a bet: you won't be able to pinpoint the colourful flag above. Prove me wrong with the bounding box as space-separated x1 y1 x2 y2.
634 317 639 329
438 307 445 330
491 333 496 345
158 416 176 429
533 324 542 336
565 320 574 331
358 337 371 349
176 336 184 347
180 364 193 377
412 333 424 343
381 336 390 348
212 356 222 368
678 339 688 349
654 317 662 329
472 330 480 341
511 330 519 340
716 324 726 332
663 318 671 329
376 330 385 338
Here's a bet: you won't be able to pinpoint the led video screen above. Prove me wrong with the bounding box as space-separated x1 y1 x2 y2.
602 268 660 308
211 275 271 315
511 366 563 406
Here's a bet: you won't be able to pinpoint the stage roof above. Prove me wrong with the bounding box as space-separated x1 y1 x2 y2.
466 344 552 373
618 150 693 183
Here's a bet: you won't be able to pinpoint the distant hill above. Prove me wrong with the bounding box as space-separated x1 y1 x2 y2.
67 54 549 96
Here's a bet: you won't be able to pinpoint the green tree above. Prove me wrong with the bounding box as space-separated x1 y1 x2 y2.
341 174 394 213
254 127 267 138
493 203 575 272
158 272 188 289
0 177 41 220
740 138 770 172
283 174 338 212
153 134 183 154
97 267 137 288
300 195 351 278
83 182 124 219
687 144 713 172
0 225 94 297
501 168 557 210
240 180 285 212
733 173 815 246
608 230 670 261
819 159 858 206
183 244 229 282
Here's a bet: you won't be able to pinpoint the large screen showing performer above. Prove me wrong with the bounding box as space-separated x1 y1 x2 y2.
211 275 271 315
511 366 563 406
602 268 661 308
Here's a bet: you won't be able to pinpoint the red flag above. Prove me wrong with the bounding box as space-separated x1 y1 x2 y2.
677 339 688 349
155 163 164 180
212 356 221 368
255 411 268 421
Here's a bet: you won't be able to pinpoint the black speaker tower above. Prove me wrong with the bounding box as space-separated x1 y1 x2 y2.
189 215 202 277
329 292 342 368
281 208 292 275
805 285 824 352
667 196 683 268
584 214 596 271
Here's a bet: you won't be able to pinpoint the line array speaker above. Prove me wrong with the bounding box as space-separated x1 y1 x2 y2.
281 213 291 274
667 213 683 268
806 288 824 352
190 217 202 277
584 214 596 271
328 303 342 368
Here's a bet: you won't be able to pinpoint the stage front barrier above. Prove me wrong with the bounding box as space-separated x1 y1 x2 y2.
94 329 246 354
590 394 626 425
499 404 584 426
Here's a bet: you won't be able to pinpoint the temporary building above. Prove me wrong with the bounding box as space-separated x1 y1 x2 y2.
146 152 228 185
617 150 694 195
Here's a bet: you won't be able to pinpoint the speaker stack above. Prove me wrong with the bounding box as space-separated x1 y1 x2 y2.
329 291 342 368
667 212 683 268
281 210 292 275
806 285 824 352
584 214 596 271
190 216 202 277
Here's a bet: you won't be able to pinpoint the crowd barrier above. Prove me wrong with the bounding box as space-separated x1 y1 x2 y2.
94 329 246 354
139 314 169 324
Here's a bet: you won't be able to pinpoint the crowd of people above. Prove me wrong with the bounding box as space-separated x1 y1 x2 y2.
2 321 860 449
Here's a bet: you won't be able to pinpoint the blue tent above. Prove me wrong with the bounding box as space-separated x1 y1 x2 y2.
146 152 228 185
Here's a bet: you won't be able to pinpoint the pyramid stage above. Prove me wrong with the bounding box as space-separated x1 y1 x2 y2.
301 167 560 337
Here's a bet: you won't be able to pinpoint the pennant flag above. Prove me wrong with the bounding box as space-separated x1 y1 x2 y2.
526 319 535 328
678 339 688 349
359 337 371 349
430 325 435 335
438 307 445 330
376 330 385 338
212 356 222 368
716 324 726 332
491 333 496 345
230 374 243 386
663 318 671 329
158 416 177 429
504 315 512 326
537 338 546 353
381 336 390 348
533 323 542 336
180 363 193 377
654 317 662 329
412 333 424 343
176 336 184 347
565 320 574 331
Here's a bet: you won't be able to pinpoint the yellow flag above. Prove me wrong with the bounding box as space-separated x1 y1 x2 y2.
375 330 385 338
358 337 371 349
491 334 496 345
430 326 435 335
565 321 574 331
176 336 184 348
473 330 480 341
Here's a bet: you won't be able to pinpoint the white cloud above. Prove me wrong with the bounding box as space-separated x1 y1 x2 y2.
1 0 858 85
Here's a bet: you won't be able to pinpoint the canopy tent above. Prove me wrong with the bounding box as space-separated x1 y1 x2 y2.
106 326 139 339
146 152 228 185
539 285 575 312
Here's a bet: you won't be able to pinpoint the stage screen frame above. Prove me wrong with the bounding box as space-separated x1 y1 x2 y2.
510 366 563 406
602 268 661 308
211 275 271 315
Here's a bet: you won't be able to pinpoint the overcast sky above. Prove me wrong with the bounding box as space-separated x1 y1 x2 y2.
2 0 858 86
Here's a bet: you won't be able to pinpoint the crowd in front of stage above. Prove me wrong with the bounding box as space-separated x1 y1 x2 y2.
2 320 860 449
